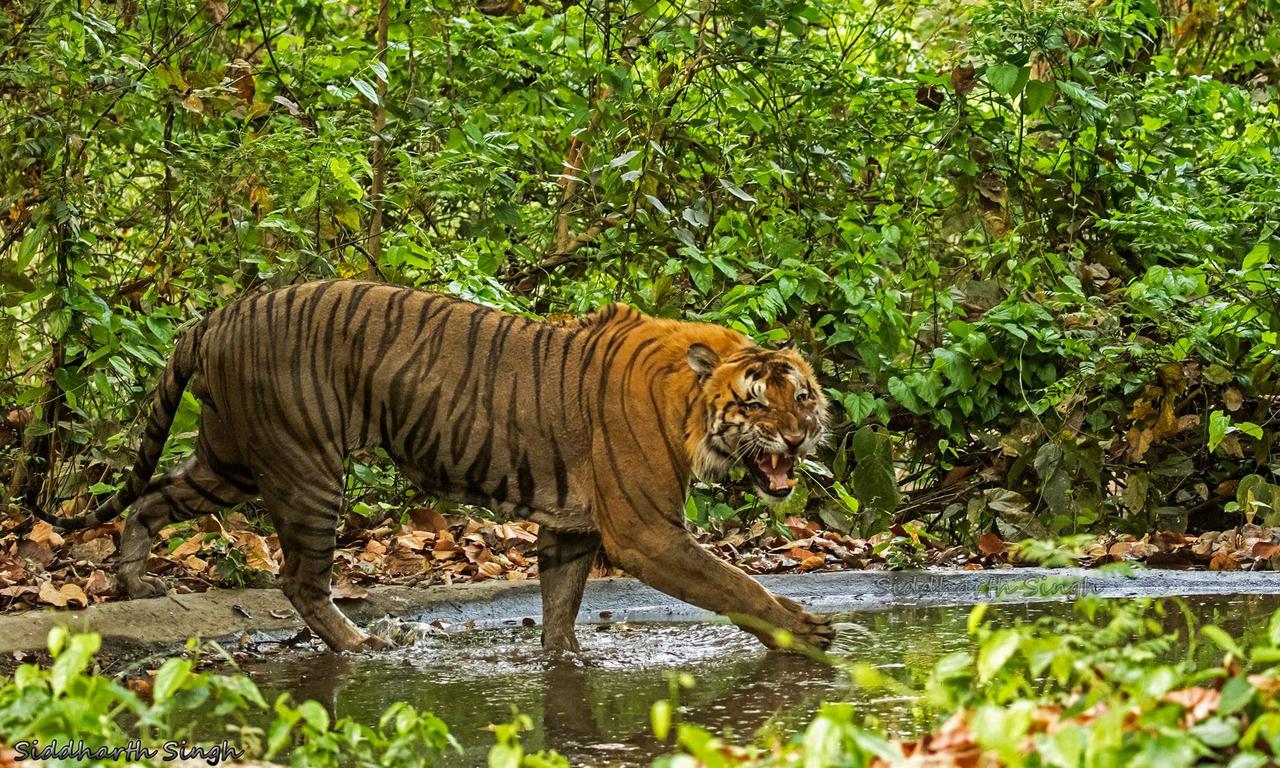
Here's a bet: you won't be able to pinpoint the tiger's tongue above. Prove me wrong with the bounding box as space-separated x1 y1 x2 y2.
755 453 796 491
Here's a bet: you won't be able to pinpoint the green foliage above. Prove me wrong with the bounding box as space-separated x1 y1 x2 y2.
0 629 265 749
23 603 1280 766
486 714 571 768
850 426 900 532
0 628 461 767
870 521 935 570
2 0 1277 541
656 598 1280 766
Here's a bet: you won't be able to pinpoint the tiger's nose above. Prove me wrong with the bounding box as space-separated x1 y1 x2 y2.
782 432 805 451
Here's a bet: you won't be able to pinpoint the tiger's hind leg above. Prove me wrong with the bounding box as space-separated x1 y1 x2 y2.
537 528 601 652
261 481 374 653
118 454 256 599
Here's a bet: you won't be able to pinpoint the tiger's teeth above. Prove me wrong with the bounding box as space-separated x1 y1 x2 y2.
771 454 778 468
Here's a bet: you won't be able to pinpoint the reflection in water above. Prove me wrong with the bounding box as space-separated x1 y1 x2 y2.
242 594 1280 767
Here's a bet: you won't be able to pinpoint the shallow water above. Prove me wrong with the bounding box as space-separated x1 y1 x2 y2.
242 594 1280 766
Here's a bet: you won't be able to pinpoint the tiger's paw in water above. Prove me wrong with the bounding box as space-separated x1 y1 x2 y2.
359 634 393 652
364 615 446 648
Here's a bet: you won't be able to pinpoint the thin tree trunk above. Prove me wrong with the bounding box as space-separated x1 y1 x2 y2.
366 0 390 271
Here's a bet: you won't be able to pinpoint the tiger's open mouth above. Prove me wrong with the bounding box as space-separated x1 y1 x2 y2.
745 450 798 500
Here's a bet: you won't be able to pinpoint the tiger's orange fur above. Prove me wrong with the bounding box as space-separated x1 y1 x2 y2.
38 281 833 652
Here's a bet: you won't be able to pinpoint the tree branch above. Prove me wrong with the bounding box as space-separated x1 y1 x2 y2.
505 215 623 294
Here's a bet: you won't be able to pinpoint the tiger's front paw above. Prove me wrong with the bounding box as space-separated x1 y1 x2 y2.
777 595 835 651
359 634 393 652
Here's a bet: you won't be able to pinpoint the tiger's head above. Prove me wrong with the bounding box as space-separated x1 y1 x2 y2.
685 342 829 502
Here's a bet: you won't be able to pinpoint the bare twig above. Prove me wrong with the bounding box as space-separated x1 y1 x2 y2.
252 0 309 126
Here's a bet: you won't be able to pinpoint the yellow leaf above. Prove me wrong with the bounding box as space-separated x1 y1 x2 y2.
334 205 360 230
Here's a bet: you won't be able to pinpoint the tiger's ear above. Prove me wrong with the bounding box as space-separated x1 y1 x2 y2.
687 343 720 381
777 338 795 350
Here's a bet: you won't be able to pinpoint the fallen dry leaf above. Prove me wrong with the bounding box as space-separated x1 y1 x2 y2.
170 534 206 559
1252 541 1280 559
1163 686 1219 726
38 579 67 607
84 569 114 596
978 531 1007 556
1224 387 1244 411
70 536 116 563
332 579 369 601
27 520 64 547
409 507 449 532
127 676 153 700
60 582 88 608
16 539 55 568
235 531 279 574
798 555 826 572
476 561 504 579
1210 551 1243 571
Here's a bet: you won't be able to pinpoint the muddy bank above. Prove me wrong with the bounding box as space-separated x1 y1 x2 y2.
4 568 1280 655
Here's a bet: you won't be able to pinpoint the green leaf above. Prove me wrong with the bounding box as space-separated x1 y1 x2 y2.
1204 364 1234 385
644 195 670 215
887 376 921 413
683 494 700 523
985 488 1048 540
609 149 640 167
298 182 318 209
977 629 1020 683
987 63 1024 96
297 699 331 731
968 604 989 635
50 632 100 696
1236 421 1263 440
335 204 361 230
718 178 757 203
1021 79 1054 113
1218 676 1254 716
1237 475 1279 525
1191 717 1240 748
833 390 876 423
851 425 900 516
1243 242 1272 270
1209 410 1230 452
651 699 672 741
351 77 379 105
152 657 193 704
487 742 522 768
1201 624 1245 658
1057 79 1107 109
266 718 293 758
688 257 712 293
800 711 842 768
1034 442 1072 515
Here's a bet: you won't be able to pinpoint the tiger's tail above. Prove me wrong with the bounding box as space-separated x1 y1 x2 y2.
33 321 207 531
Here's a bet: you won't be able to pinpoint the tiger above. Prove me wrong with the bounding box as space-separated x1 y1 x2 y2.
36 281 834 653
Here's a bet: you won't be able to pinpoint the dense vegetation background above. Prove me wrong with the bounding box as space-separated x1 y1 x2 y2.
2 0 1278 549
